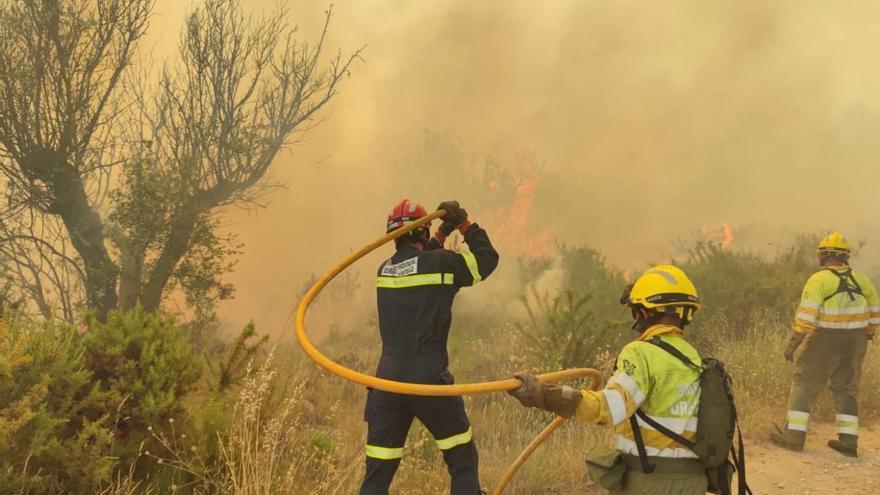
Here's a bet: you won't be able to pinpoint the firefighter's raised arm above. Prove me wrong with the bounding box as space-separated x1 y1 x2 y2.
434 200 499 287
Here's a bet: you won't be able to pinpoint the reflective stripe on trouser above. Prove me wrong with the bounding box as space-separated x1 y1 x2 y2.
786 410 809 432
837 414 859 436
436 427 473 450
365 444 403 460
360 388 480 495
786 331 868 438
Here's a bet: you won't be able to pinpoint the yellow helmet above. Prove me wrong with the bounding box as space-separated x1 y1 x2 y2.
817 232 851 255
626 265 701 322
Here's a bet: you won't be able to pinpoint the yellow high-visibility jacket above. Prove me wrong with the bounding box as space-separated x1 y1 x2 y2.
574 324 701 458
794 265 880 336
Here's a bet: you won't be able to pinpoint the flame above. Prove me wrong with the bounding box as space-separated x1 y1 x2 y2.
701 223 734 248
469 153 552 259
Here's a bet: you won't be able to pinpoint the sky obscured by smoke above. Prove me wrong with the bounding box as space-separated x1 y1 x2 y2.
150 1 880 334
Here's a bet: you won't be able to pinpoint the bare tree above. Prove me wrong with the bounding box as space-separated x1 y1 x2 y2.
0 0 361 320
0 0 152 318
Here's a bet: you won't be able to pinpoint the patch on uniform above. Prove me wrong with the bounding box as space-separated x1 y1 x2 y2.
622 359 636 376
381 257 419 277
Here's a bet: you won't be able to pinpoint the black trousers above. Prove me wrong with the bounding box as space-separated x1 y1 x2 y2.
359 388 481 495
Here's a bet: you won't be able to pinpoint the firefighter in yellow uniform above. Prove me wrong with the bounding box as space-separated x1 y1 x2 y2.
771 232 880 457
509 265 706 494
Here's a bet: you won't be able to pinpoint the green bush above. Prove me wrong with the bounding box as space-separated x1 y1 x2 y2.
517 290 618 370
515 245 631 370
83 308 202 467
0 318 115 493
677 238 815 346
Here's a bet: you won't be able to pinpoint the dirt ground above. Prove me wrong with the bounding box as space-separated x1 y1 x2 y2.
745 422 880 495
575 422 880 495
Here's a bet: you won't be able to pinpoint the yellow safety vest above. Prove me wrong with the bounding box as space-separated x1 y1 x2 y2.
794 266 880 335
576 324 701 459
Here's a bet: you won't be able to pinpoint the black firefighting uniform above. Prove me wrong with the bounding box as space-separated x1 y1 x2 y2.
359 223 499 495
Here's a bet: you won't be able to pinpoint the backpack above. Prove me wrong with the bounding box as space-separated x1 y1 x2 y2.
628 337 752 495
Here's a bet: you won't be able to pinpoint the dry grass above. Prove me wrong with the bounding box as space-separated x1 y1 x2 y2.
125 313 880 494
709 312 880 436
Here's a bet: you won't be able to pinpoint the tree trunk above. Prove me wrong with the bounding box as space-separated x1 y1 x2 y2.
118 247 144 310
28 149 118 319
139 207 199 312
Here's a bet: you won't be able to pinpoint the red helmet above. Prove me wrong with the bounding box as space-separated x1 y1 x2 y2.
387 199 430 234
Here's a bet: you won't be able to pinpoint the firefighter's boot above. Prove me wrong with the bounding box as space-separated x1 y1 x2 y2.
770 425 805 452
828 434 858 458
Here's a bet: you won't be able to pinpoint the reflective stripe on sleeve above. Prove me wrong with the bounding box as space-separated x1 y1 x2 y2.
604 389 628 425
435 427 473 450
365 444 404 460
795 312 817 323
787 410 810 432
606 373 646 405
461 251 482 283
377 273 454 288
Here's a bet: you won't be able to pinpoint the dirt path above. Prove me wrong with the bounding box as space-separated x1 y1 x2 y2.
745 422 880 494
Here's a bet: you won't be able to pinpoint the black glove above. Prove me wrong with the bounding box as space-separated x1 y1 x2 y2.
438 221 456 236
437 201 468 226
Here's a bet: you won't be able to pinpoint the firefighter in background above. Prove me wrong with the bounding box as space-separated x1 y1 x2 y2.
508 265 707 494
359 200 499 495
771 232 880 457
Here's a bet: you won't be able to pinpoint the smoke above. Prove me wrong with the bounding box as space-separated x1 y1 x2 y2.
147 1 880 335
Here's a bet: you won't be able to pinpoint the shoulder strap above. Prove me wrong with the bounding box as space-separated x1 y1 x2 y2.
824 268 864 302
647 337 702 371
636 409 696 450
731 408 753 495
628 415 656 473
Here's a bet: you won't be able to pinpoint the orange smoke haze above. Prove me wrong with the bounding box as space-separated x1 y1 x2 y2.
144 0 880 335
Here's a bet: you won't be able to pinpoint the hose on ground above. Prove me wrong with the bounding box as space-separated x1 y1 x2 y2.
294 208 602 494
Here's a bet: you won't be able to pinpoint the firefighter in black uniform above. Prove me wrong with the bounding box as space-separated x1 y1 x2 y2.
359 199 499 495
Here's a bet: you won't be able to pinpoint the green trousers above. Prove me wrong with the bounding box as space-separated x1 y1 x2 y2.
785 331 868 443
610 470 708 495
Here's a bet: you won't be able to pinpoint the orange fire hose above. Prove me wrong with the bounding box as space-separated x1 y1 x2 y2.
294 208 602 494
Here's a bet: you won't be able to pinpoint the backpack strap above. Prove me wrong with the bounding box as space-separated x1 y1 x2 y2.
824 268 864 302
648 337 702 371
731 409 753 495
628 415 656 473
636 409 696 450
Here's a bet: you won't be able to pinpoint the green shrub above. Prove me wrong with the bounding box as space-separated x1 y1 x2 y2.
83 308 202 473
0 317 115 493
517 289 618 370
678 238 815 344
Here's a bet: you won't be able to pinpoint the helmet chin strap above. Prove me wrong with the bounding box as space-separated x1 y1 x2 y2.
631 306 691 332
630 307 654 331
